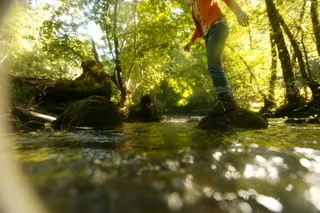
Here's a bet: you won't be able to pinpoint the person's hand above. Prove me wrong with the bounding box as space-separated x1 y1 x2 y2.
235 9 249 27
184 41 193 52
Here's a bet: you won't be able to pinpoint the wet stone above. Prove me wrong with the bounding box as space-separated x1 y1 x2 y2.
285 118 307 124
53 95 122 130
285 116 320 124
198 108 268 130
19 120 45 132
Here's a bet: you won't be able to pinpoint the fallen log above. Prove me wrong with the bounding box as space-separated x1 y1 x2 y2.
10 60 112 115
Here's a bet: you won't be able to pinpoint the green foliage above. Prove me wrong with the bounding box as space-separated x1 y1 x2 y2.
1 1 83 79
3 0 320 110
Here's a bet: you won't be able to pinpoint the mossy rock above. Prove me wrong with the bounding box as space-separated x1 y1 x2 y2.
53 96 122 130
126 95 161 122
199 108 268 130
127 105 160 122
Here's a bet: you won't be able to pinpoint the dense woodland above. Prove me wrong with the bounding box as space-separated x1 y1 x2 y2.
1 0 320 116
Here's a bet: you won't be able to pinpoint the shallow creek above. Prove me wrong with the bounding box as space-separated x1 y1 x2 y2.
13 118 320 213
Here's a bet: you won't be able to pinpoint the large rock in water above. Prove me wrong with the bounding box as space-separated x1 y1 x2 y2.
199 108 268 130
126 95 161 122
53 96 122 130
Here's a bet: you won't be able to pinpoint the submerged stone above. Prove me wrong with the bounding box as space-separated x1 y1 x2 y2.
285 116 320 124
285 118 306 124
53 95 122 130
19 120 45 132
306 116 320 124
198 108 268 130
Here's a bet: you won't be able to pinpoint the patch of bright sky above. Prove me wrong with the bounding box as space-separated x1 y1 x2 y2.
29 0 60 8
173 8 183 15
32 0 103 43
82 21 104 42
250 0 260 7
31 0 183 53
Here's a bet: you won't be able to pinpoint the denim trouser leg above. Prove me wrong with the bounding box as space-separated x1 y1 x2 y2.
205 22 230 94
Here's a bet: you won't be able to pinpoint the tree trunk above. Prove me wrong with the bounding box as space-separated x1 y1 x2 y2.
261 28 277 114
277 7 320 99
311 0 320 57
113 0 127 106
91 37 101 63
301 31 312 78
264 27 277 111
265 0 302 105
260 26 278 113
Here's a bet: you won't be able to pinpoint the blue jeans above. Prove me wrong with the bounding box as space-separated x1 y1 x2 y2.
204 21 230 94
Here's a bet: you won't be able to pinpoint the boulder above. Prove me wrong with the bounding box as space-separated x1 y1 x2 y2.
53 96 122 130
38 80 111 114
127 105 160 122
199 108 268 130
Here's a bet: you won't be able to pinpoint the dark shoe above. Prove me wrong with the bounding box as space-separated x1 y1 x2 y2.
210 92 238 115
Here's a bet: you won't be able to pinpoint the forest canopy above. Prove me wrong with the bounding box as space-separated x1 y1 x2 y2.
1 0 319 113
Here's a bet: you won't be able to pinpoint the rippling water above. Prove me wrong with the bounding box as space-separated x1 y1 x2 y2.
14 118 320 213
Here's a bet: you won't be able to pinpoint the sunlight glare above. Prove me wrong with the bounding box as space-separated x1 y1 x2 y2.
256 194 283 212
272 156 284 164
165 159 180 171
213 192 223 201
222 192 237 201
285 184 293 191
173 8 183 15
212 152 222 161
244 164 266 179
167 192 183 211
239 202 252 213
184 174 194 189
237 190 251 200
225 164 241 179
308 185 320 210
250 0 260 7
211 164 217 170
87 21 103 42
255 155 267 164
300 158 311 169
202 187 213 197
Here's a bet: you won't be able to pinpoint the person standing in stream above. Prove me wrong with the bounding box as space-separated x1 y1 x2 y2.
184 0 249 114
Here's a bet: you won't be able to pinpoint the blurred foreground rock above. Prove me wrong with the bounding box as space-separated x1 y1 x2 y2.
199 108 268 130
53 96 122 130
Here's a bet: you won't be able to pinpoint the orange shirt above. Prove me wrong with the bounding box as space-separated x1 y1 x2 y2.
190 0 241 42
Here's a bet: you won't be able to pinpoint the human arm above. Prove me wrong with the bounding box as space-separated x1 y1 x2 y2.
222 0 249 27
184 30 199 52
184 40 194 52
184 13 202 52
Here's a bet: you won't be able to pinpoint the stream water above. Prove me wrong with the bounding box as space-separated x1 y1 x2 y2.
14 118 320 213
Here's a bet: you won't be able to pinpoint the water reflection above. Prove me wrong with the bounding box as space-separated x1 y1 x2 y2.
14 120 320 213
167 192 183 211
255 194 283 212
309 185 320 210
